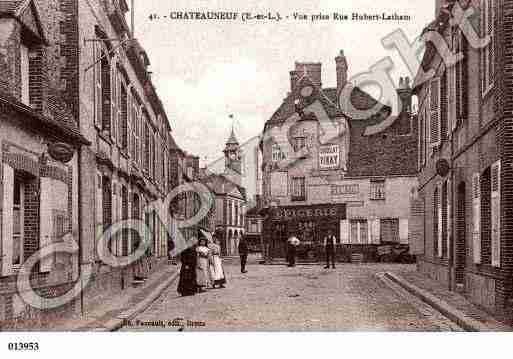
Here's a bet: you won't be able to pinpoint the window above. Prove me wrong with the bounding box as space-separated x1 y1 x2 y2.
380 219 399 243
272 143 284 162
12 174 25 267
144 121 150 173
100 51 111 134
455 30 468 120
429 77 441 147
350 219 368 244
20 44 29 105
291 177 306 201
370 180 385 200
119 83 128 150
481 0 496 95
293 137 306 152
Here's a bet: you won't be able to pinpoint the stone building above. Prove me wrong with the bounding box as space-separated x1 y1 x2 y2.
260 52 418 262
0 0 89 325
412 0 513 322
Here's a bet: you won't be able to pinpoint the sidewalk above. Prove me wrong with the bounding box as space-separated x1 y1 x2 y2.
384 270 512 331
48 264 179 331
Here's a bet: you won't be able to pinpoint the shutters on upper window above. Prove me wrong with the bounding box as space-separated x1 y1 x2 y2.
472 173 482 264
481 0 496 95
491 160 501 267
429 78 441 147
93 43 103 128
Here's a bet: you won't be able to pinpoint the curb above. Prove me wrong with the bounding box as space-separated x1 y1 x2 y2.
95 271 180 332
383 272 506 332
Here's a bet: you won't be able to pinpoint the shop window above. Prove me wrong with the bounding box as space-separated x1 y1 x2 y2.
350 219 368 244
370 180 385 200
291 177 306 201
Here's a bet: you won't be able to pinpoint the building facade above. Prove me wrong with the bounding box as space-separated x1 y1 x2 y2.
0 0 89 326
413 0 513 322
261 52 418 262
0 0 193 327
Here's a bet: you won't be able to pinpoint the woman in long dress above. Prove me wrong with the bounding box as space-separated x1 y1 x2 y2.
196 238 212 292
177 245 197 296
208 235 226 288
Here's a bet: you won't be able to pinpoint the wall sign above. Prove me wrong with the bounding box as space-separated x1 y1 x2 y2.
272 203 346 221
319 144 340 170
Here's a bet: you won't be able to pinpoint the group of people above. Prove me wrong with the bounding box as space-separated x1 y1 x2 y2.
177 234 227 296
286 230 338 269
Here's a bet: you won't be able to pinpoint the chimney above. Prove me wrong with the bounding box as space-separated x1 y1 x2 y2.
335 50 348 94
290 70 298 93
295 62 322 88
397 76 412 112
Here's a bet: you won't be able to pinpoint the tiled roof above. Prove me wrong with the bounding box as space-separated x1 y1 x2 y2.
0 1 23 15
0 91 89 145
266 85 388 130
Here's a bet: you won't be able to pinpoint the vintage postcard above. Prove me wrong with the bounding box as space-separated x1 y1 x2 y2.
0 0 512 356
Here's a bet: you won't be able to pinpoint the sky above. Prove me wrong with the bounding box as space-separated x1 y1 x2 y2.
131 0 435 166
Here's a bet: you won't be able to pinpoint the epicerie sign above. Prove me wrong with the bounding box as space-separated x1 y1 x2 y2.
273 205 343 220
319 144 340 169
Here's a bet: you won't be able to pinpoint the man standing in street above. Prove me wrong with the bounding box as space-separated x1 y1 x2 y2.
238 236 249 273
323 230 337 269
287 234 300 267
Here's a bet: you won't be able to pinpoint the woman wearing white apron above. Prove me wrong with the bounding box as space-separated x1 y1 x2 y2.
208 235 226 289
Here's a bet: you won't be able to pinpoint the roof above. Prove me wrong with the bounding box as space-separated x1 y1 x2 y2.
265 84 388 131
0 90 90 146
0 1 23 15
0 0 48 45
200 173 247 201
226 127 239 145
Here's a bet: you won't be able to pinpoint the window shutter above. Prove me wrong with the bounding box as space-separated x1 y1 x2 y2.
488 0 495 88
447 178 452 257
472 173 482 264
96 174 103 261
399 218 409 245
441 71 448 140
1 164 14 276
437 184 443 258
429 78 441 147
111 63 118 141
93 43 102 128
39 177 54 272
481 0 487 93
127 89 132 157
491 160 501 267
371 218 381 244
340 220 350 244
456 31 468 120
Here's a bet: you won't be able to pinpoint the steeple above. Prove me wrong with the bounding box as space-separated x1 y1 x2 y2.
226 126 239 145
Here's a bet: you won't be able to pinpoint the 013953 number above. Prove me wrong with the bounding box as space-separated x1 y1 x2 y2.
8 342 39 351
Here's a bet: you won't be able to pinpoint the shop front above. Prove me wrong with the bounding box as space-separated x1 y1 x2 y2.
264 203 346 260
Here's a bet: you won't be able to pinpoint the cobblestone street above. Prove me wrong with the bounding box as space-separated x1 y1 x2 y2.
120 262 461 331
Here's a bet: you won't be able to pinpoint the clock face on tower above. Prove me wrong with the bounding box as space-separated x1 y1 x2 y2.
229 152 238 161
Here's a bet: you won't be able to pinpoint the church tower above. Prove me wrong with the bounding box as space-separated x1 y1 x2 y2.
223 127 242 175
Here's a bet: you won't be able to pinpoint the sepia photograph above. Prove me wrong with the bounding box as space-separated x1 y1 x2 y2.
0 0 512 356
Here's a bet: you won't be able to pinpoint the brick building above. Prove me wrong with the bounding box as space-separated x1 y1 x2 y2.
77 0 181 313
260 52 418 262
0 0 89 326
412 0 513 322
0 0 193 327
